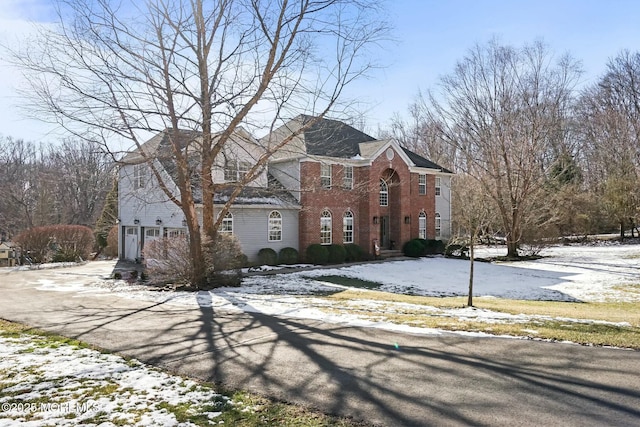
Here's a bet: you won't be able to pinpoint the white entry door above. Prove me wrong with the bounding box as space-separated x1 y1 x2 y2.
125 227 139 260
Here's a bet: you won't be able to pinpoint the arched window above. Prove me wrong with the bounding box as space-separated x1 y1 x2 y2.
268 211 282 241
320 210 332 245
419 211 427 239
343 210 354 243
379 179 388 206
220 212 233 234
435 213 441 238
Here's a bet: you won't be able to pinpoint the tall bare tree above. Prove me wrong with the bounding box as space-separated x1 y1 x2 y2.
10 0 388 287
577 51 640 238
0 136 40 237
47 139 115 226
425 39 582 257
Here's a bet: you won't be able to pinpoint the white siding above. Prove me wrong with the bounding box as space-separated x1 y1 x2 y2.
435 175 452 240
118 161 186 260
269 160 301 201
230 206 299 262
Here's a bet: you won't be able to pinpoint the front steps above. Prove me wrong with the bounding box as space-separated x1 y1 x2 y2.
378 249 403 259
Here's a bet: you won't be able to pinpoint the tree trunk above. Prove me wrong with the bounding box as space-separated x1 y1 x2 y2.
467 239 474 307
183 203 207 289
187 225 207 289
620 221 625 241
506 239 519 258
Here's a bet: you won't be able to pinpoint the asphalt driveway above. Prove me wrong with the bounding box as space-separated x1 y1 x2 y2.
1 262 639 426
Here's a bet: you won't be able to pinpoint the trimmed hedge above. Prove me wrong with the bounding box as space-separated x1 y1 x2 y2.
278 247 299 265
344 243 365 262
257 248 278 266
327 244 347 264
306 244 329 264
403 239 425 258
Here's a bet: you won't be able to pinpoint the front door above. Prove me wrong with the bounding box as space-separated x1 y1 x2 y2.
380 216 390 248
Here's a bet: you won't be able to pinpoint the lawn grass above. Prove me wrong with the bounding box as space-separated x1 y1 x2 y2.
201 389 367 427
0 319 369 427
321 289 640 349
0 318 100 350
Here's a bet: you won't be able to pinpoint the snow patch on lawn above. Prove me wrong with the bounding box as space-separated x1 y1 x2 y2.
0 335 241 426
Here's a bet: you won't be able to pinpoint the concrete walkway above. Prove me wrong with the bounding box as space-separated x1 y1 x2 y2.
1 261 640 426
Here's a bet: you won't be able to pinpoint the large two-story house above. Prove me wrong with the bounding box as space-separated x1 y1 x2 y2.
117 116 452 262
266 115 452 254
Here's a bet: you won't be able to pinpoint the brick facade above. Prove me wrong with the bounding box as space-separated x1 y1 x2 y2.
299 146 438 256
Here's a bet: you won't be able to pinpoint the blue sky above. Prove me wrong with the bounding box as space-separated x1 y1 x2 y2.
2 0 640 142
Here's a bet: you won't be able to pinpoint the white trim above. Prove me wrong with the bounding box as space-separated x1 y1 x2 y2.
409 166 451 174
362 139 415 167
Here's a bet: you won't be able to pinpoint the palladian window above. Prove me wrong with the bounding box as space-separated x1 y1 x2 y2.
379 179 388 206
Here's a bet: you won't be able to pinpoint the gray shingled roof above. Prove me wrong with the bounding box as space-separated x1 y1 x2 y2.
297 115 375 157
401 147 453 173
296 116 453 173
213 175 299 207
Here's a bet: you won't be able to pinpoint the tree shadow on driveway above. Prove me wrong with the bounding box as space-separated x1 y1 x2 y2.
187 307 640 427
4 286 640 427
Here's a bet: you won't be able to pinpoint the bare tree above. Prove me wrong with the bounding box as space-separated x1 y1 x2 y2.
47 139 114 226
577 51 640 238
0 136 113 240
425 39 582 257
382 93 458 170
0 136 42 235
10 0 388 287
451 173 492 306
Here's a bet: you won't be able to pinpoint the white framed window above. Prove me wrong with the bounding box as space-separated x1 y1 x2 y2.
343 165 353 189
419 211 427 239
418 174 426 195
343 210 354 243
320 210 332 245
435 176 441 196
145 228 160 238
268 211 282 241
238 161 250 181
126 227 137 235
224 159 237 181
379 179 388 206
224 159 251 182
167 229 186 238
220 212 233 234
133 164 146 189
435 213 441 238
321 163 332 189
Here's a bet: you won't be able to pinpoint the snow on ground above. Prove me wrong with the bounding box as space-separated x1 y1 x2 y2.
300 243 640 302
0 335 247 426
24 243 640 337
2 244 638 426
